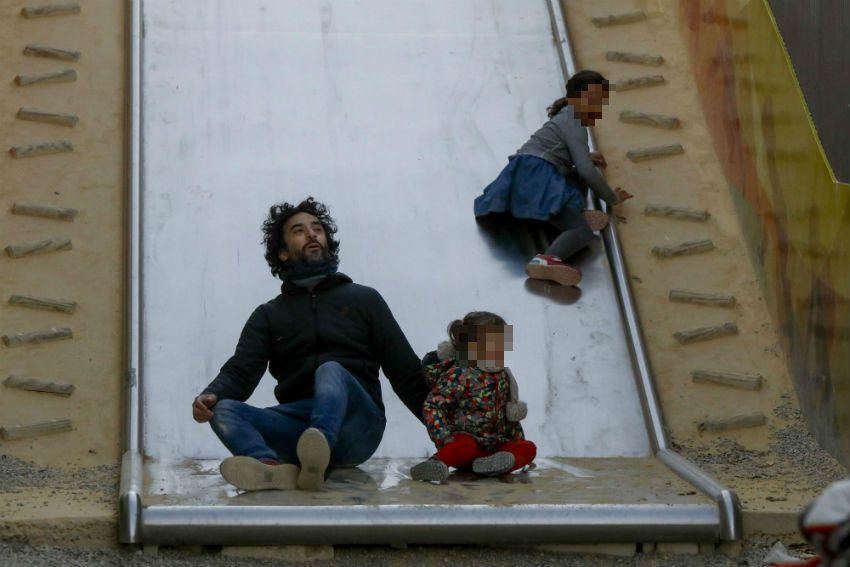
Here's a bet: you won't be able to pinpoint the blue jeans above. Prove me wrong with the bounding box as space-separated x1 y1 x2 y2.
209 361 386 467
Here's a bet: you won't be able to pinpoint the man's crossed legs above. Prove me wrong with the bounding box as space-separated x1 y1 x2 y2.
210 361 386 491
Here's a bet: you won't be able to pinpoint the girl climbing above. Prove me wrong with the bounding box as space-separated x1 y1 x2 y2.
411 311 536 483
474 70 633 286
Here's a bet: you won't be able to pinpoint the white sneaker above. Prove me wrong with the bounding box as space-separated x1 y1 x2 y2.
220 456 298 491
296 427 331 491
526 254 582 286
472 452 515 477
410 458 449 483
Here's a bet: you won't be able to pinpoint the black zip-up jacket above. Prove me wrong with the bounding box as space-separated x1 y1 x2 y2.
201 273 429 420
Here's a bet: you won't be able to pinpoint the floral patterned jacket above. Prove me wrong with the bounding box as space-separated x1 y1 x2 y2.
423 358 525 452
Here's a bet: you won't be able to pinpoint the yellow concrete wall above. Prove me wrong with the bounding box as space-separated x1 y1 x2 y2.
681 0 850 464
0 0 126 467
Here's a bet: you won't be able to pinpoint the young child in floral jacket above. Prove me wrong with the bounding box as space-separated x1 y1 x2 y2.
411 311 536 483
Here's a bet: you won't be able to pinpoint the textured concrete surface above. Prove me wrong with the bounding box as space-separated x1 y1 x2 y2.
0 456 117 547
221 545 334 561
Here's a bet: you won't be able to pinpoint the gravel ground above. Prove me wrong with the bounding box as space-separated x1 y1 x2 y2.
677 393 848 493
0 455 118 504
0 538 819 567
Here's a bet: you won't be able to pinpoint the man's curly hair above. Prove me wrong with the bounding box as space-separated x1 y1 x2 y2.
262 197 341 279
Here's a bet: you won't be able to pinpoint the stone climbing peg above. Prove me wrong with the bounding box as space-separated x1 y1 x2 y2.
16 108 79 127
669 290 735 307
673 322 738 344
21 4 81 18
14 69 77 86
23 44 81 62
627 144 684 162
2 327 73 347
11 203 78 221
613 75 666 91
1 419 72 441
9 294 78 313
5 237 72 258
620 111 681 129
699 413 766 433
652 239 714 258
644 204 709 220
591 11 647 27
10 140 73 158
691 370 763 390
4 375 75 396
606 51 664 66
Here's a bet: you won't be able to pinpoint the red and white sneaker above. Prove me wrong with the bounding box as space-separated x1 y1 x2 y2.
582 209 609 231
526 254 582 286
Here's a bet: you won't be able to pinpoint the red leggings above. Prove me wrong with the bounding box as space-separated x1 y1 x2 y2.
432 433 536 472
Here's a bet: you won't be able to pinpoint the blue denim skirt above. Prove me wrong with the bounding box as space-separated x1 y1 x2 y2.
474 154 585 221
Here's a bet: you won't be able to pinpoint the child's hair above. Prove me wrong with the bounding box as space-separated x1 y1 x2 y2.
547 69 610 118
448 311 508 354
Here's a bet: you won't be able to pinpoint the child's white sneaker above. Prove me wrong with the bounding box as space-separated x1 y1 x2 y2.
526 254 582 286
410 458 449 483
472 452 515 477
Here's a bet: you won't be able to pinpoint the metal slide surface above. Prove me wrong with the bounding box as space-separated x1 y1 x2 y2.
128 0 733 545
141 0 648 461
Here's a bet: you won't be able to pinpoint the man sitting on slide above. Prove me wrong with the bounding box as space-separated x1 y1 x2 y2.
192 197 428 491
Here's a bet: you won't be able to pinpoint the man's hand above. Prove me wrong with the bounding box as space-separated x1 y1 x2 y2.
590 151 607 169
192 393 218 423
613 187 634 205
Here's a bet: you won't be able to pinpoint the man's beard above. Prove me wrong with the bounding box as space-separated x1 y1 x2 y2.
282 243 333 272
282 245 338 282
298 244 329 265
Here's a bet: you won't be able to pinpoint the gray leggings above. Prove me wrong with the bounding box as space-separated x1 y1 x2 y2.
544 207 594 261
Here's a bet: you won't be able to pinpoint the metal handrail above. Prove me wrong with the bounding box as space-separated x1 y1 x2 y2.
120 0 144 545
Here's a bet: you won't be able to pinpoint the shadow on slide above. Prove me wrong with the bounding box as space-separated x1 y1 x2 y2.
476 213 584 304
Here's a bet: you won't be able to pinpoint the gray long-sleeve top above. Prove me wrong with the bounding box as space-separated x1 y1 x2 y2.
514 105 618 207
